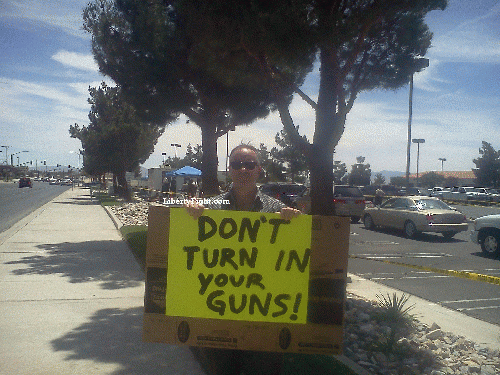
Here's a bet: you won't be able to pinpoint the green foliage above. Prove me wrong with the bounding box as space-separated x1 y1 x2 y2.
374 293 417 353
83 0 280 195
120 225 148 270
390 176 407 187
419 171 445 188
347 157 371 186
473 141 500 187
163 144 203 170
333 161 348 184
257 143 286 182
373 173 386 185
271 126 309 183
70 83 165 199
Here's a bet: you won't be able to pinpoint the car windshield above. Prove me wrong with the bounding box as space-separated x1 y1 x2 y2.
334 186 363 197
414 199 452 210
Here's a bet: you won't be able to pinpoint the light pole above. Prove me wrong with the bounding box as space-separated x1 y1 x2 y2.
412 139 425 186
11 150 28 166
438 158 446 171
171 143 181 158
1 145 9 164
405 58 429 187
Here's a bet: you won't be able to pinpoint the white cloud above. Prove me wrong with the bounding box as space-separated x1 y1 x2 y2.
2 0 89 38
428 3 500 63
52 50 98 72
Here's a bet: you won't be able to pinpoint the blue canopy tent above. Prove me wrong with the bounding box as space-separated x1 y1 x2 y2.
164 166 201 196
164 166 201 177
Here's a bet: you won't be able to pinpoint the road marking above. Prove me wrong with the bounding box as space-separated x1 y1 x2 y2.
370 275 452 281
354 252 452 259
457 305 500 311
349 255 500 286
441 297 500 304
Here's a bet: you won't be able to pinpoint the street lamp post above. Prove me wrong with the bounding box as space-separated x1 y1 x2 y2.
1 145 10 164
11 150 29 166
171 143 181 158
438 158 447 171
412 139 425 186
405 58 429 187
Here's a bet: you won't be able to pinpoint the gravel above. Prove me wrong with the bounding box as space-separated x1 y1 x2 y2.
109 198 500 375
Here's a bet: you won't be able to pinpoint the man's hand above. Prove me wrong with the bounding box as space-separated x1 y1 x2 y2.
184 199 205 220
279 207 302 220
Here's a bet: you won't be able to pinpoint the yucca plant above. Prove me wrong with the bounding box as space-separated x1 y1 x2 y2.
373 293 417 354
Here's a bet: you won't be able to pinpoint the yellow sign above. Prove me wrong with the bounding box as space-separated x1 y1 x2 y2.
165 208 312 324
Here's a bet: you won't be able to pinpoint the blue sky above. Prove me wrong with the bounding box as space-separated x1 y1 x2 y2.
1 0 499 176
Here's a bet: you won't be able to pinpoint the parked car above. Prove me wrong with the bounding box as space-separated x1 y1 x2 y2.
363 196 468 239
398 187 430 196
470 214 500 257
294 185 366 223
18 177 32 188
60 178 73 186
473 187 494 202
259 183 307 207
484 188 500 202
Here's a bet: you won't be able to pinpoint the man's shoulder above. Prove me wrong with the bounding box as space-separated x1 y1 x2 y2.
204 192 231 209
257 191 286 212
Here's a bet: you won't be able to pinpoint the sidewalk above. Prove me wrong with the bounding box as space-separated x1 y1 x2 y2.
0 187 205 375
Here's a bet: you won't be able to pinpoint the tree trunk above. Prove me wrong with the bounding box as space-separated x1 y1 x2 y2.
116 169 132 201
200 123 220 196
309 145 335 216
308 47 345 216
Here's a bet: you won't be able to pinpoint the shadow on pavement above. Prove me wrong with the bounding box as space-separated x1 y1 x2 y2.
51 306 204 375
5 241 143 290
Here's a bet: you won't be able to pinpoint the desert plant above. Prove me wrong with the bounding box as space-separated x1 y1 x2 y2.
374 293 417 354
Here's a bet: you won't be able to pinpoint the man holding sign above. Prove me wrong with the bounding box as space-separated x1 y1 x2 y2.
185 144 301 375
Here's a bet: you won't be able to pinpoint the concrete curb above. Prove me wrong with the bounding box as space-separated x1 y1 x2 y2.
102 204 123 231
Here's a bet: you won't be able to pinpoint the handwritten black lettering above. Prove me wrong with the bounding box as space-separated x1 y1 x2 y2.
219 218 237 239
249 293 272 316
198 273 213 295
184 246 200 270
198 216 217 242
268 219 290 244
238 217 260 243
239 247 257 268
203 248 219 268
285 249 311 273
220 248 238 270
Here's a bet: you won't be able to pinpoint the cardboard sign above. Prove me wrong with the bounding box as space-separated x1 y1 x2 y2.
166 209 312 323
143 205 350 355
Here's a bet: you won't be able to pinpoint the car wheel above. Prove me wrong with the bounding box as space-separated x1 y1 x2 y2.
351 216 360 224
404 221 418 238
481 231 500 257
442 231 455 239
363 214 374 230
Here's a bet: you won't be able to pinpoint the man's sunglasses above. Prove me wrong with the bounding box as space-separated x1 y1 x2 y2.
229 161 258 170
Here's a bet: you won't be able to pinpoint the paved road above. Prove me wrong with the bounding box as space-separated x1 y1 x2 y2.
0 181 70 233
348 214 500 326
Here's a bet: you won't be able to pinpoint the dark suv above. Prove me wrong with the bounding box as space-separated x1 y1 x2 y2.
18 177 32 188
259 183 307 207
295 185 366 222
